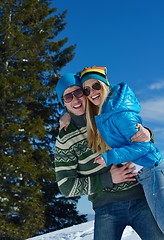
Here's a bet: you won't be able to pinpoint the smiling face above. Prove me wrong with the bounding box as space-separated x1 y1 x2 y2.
63 85 86 116
83 79 103 106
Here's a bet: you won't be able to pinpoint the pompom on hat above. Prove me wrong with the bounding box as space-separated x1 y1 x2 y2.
56 73 82 106
80 66 110 86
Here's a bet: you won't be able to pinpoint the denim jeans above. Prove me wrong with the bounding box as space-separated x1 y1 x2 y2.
94 197 164 240
137 160 164 234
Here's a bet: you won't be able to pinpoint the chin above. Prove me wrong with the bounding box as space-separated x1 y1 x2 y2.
93 101 100 106
72 108 84 115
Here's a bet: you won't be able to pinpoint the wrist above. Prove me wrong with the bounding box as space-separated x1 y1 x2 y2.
144 127 154 143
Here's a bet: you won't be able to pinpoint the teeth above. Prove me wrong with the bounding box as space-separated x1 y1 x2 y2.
92 94 99 99
74 104 81 108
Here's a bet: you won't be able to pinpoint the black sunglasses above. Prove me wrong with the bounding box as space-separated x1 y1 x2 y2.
83 82 102 96
62 88 84 103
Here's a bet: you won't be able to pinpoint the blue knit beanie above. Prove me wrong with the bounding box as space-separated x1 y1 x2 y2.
80 66 110 86
56 73 82 106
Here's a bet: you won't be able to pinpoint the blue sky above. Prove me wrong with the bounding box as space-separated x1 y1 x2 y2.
54 0 164 215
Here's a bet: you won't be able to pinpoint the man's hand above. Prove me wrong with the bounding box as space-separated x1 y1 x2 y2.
110 162 137 184
131 124 151 142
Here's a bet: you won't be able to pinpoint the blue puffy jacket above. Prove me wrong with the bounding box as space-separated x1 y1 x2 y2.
95 82 163 167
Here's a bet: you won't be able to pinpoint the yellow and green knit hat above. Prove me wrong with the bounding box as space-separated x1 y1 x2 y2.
80 66 110 86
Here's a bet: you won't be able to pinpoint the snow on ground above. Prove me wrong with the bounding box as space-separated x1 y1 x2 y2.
27 220 141 240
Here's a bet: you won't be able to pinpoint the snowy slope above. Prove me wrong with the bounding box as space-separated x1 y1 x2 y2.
27 220 141 240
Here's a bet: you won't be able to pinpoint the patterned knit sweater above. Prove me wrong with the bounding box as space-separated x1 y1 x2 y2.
54 115 144 208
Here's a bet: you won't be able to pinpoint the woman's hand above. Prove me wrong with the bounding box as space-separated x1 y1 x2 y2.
59 112 71 131
94 155 107 167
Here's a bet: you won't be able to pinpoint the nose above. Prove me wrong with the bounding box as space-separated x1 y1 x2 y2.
72 94 80 102
89 88 96 95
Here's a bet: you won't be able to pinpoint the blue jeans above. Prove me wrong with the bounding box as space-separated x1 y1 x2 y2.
94 197 164 240
137 160 164 234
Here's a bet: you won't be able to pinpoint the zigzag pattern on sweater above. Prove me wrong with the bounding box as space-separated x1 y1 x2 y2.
104 181 139 193
55 139 90 162
69 177 90 196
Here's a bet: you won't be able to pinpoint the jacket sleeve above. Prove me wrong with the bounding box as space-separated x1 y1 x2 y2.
54 137 113 198
102 111 161 167
102 142 152 167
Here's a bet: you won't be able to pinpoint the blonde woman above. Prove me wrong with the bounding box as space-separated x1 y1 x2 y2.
80 66 164 234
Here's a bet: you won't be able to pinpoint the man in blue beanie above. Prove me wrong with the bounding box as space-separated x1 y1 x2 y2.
54 73 164 240
55 73 82 107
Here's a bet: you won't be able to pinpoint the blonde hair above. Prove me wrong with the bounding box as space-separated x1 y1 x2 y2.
85 81 111 153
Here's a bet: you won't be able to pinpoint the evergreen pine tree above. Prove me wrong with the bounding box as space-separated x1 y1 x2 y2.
42 181 87 234
0 1 86 239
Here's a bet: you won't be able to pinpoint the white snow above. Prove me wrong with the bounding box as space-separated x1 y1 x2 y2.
27 220 141 240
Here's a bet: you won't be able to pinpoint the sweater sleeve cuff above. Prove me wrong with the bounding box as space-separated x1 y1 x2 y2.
100 171 113 189
144 127 154 143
